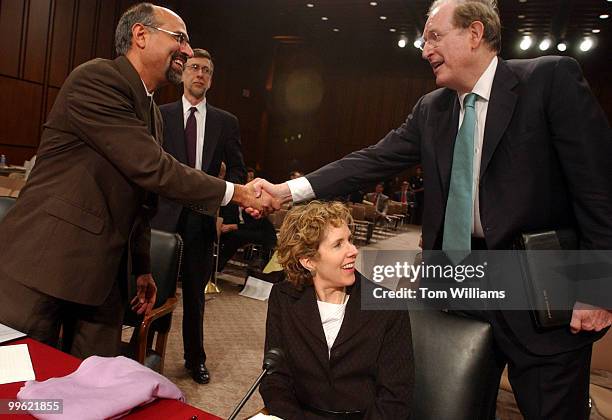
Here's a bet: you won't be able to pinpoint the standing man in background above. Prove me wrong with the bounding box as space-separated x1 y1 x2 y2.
0 2 273 360
152 49 246 384
254 0 612 418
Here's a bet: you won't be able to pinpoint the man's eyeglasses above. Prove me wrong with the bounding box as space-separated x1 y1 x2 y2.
143 24 190 47
185 64 213 76
416 28 461 51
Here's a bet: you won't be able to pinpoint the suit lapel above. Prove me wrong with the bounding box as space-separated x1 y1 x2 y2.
292 286 327 346
433 92 461 198
480 59 519 178
114 56 152 132
331 283 364 349
202 103 220 173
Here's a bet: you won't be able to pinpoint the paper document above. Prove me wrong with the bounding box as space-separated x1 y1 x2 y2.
0 343 35 385
0 323 26 344
239 276 274 301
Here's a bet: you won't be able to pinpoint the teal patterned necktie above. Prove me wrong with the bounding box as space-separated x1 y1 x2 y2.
443 93 478 257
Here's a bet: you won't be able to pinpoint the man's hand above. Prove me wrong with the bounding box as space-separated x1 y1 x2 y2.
131 273 157 316
220 223 238 233
243 178 292 218
231 180 282 217
569 301 612 334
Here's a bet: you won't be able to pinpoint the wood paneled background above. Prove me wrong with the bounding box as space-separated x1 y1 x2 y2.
1 0 610 184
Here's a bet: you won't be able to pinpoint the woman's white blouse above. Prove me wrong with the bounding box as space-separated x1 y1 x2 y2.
316 296 350 358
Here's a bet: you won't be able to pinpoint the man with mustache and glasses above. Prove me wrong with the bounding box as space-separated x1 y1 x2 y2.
0 2 278 359
254 0 612 418
152 48 247 384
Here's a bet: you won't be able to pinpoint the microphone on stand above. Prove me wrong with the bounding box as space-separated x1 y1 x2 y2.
228 348 285 420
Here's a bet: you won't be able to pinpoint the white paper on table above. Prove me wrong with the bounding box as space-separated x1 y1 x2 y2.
0 323 26 344
239 276 274 301
0 343 35 385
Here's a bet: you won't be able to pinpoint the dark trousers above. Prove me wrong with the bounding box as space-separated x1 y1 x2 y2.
218 221 277 271
178 210 215 365
0 271 124 359
465 310 592 420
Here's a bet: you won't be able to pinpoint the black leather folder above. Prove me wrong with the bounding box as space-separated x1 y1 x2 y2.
515 229 577 329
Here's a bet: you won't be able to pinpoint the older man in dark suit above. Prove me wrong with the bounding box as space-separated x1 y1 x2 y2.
0 2 274 360
256 0 612 418
152 48 246 384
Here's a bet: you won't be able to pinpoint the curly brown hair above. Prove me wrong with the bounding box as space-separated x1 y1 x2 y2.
277 201 353 288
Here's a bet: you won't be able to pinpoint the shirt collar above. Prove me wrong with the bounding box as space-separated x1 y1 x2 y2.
458 56 498 108
182 95 207 115
140 79 154 98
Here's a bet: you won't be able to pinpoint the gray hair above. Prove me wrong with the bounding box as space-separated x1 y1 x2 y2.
115 3 158 56
429 0 501 53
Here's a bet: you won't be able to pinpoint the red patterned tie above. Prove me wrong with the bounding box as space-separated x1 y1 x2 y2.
185 107 197 167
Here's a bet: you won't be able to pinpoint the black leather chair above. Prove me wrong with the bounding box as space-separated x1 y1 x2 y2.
0 195 16 221
409 310 499 420
122 229 183 374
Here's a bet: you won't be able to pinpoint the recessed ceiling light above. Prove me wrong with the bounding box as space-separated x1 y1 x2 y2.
333 28 340 32
518 0 527 3
321 16 328 21
580 38 593 51
379 16 387 20
519 36 532 51
398 38 407 48
306 3 314 7
389 28 397 32
592 29 601 33
518 14 525 19
539 39 551 51
600 14 610 19
557 42 567 52
369 1 378 5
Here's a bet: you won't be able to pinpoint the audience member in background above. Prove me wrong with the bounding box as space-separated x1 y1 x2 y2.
260 201 414 419
0 2 273 360
394 180 412 205
151 48 246 384
218 167 277 271
365 182 389 224
289 170 303 180
347 189 365 204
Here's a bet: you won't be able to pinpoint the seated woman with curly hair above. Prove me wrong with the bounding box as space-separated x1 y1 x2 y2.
259 201 414 419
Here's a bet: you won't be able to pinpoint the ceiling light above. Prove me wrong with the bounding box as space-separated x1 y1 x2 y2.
592 29 601 33
519 36 532 51
518 0 527 2
333 28 340 32
369 1 378 5
389 28 397 32
579 38 593 52
413 38 422 49
538 39 551 51
379 16 387 20
600 14 610 19
557 42 567 52
518 14 525 19
321 16 328 21
398 37 407 48
306 3 314 7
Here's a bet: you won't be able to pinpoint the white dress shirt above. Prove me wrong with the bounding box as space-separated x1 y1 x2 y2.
288 57 499 237
317 296 349 358
181 95 233 205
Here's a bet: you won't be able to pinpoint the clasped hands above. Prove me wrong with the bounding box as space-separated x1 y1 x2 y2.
233 178 291 218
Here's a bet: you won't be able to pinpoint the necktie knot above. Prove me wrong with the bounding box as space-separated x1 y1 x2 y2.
463 93 478 109
189 106 197 116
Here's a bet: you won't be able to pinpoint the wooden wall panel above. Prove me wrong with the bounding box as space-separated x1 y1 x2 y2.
23 0 52 83
49 0 76 87
72 0 97 68
0 1 26 77
0 76 43 147
95 0 117 59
